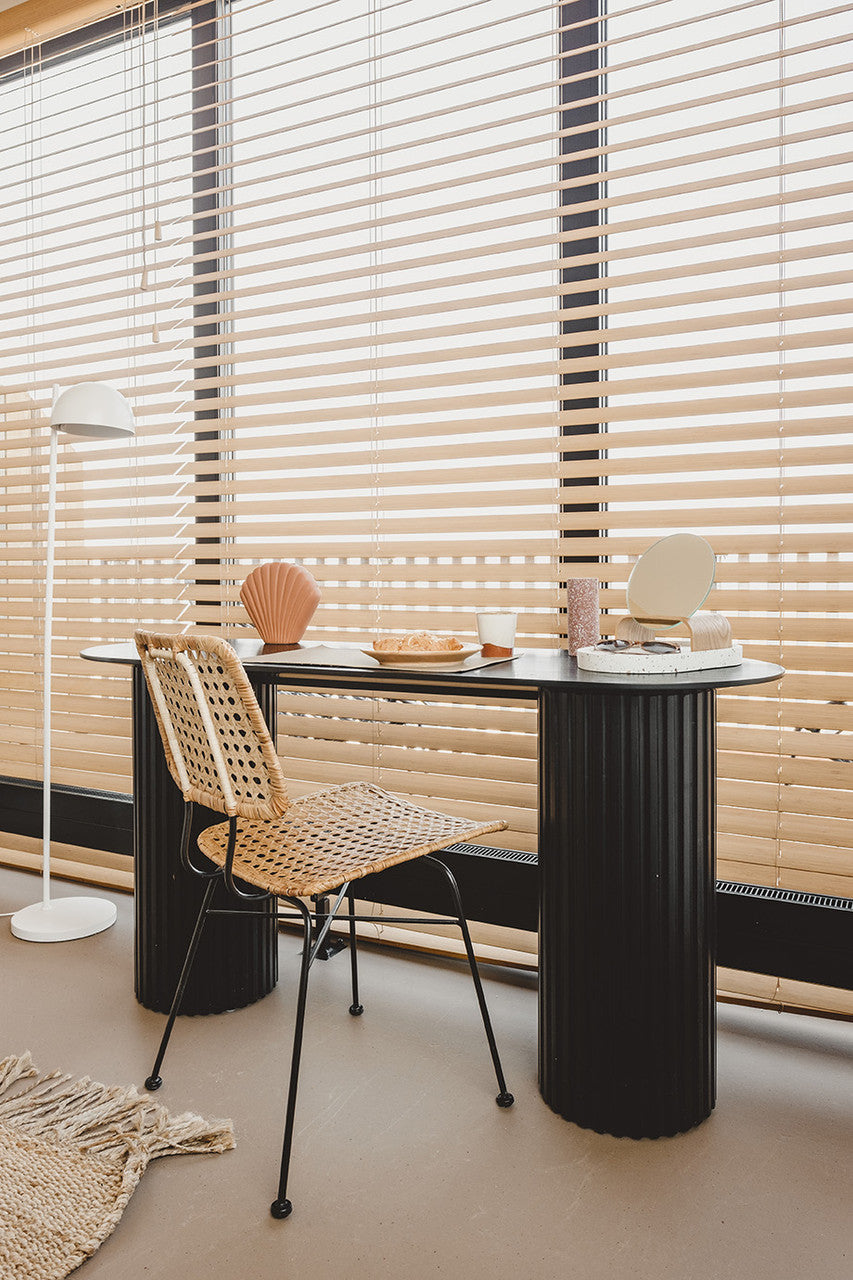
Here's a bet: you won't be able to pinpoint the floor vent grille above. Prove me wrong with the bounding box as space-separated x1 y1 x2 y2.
443 842 538 866
717 881 852 912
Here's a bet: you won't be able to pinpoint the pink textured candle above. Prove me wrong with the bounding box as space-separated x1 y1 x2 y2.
566 578 600 655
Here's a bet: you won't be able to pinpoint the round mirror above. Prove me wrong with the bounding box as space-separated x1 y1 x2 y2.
626 533 716 629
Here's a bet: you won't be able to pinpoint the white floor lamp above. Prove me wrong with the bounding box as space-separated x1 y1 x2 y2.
11 383 135 943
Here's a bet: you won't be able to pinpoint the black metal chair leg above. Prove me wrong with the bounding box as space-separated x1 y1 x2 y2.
423 855 514 1108
347 886 363 1016
271 897 314 1220
145 876 218 1092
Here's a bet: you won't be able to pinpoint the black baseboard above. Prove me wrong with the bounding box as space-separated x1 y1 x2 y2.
716 881 853 991
357 841 539 934
1 777 850 990
0 775 133 858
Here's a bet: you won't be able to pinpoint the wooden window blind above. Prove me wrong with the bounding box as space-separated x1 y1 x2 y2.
560 0 853 917
213 0 558 857
0 0 557 887
0 0 198 824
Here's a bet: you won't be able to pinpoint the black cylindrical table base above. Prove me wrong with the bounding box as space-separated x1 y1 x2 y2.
132 667 278 1014
538 686 717 1138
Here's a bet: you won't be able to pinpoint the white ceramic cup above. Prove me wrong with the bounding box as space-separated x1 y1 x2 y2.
476 610 517 656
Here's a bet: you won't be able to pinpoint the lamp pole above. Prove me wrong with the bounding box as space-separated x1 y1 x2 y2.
41 422 57 908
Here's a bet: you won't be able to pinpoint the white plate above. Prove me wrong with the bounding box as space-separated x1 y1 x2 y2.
363 645 480 666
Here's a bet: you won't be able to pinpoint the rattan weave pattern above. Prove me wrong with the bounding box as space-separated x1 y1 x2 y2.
136 631 506 894
197 780 506 898
135 631 289 821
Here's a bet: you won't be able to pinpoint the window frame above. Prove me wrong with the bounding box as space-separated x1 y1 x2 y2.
0 0 849 997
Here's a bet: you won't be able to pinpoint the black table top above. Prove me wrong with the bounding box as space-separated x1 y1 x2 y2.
81 640 784 698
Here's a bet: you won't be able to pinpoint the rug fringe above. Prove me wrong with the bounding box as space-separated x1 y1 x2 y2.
0 1050 38 1095
0 1053 234 1162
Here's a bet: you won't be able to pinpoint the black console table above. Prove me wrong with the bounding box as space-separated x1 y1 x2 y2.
82 641 782 1139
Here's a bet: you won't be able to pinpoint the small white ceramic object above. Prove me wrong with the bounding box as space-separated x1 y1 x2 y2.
476 611 517 656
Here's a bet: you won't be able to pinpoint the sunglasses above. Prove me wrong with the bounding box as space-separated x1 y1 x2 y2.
594 639 680 655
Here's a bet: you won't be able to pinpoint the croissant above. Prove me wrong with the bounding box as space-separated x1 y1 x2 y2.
373 632 463 653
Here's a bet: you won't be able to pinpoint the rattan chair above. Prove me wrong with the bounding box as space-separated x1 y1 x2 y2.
134 630 514 1219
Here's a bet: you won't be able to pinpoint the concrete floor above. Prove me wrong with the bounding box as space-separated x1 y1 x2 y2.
1 867 850 1280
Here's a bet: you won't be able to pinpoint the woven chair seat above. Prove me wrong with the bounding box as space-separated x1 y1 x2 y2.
196 780 505 899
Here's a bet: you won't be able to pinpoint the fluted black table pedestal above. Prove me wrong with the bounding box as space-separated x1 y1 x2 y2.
131 666 278 1014
539 685 717 1137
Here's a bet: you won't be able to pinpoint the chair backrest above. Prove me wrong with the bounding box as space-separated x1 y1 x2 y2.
134 630 289 821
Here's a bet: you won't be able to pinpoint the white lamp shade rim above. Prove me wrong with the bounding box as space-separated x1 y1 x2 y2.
51 382 135 439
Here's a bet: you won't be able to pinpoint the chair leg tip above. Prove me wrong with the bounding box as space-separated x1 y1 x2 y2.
496 1091 514 1108
349 1003 364 1016
144 1075 162 1092
270 1199 293 1220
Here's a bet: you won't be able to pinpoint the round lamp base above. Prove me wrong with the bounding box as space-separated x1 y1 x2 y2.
10 896 117 943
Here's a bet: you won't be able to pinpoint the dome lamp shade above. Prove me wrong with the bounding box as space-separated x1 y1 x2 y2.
50 382 135 439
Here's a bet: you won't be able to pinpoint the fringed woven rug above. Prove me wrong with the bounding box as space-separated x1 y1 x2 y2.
0 1052 234 1280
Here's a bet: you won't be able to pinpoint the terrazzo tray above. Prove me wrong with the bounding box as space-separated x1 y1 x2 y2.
576 642 743 675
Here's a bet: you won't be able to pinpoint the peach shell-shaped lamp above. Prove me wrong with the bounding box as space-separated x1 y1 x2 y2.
239 561 321 644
